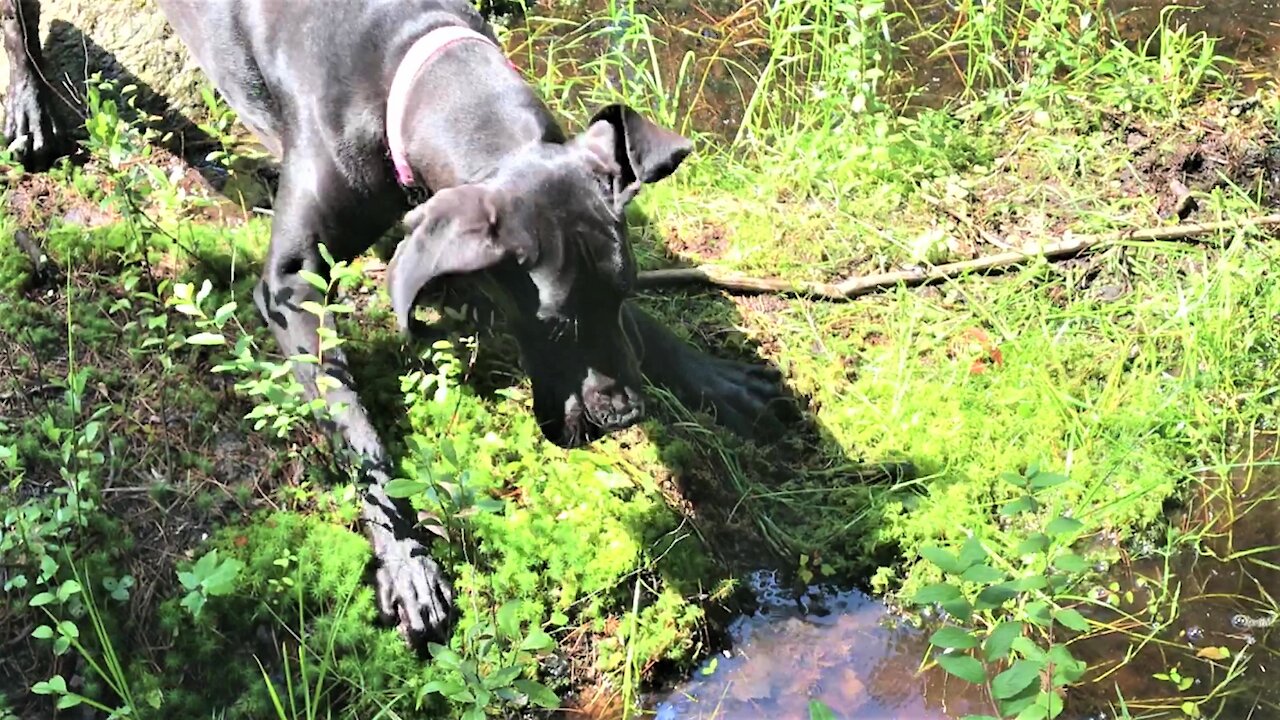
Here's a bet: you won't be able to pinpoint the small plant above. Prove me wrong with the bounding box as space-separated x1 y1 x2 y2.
417 599 560 719
178 549 244 618
909 463 1092 720
166 244 362 440
101 575 136 602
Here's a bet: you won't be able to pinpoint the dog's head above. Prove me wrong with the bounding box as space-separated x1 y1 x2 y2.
386 104 691 448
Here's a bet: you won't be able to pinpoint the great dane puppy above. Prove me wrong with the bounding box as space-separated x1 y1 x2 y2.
2 0 786 644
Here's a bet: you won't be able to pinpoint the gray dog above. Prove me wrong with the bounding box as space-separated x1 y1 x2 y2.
2 0 787 644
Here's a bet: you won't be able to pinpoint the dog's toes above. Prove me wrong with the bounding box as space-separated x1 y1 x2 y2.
373 536 456 647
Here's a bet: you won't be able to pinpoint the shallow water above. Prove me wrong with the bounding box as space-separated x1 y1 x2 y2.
649 435 1280 720
650 572 989 720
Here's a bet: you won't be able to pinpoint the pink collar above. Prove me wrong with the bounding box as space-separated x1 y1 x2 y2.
386 25 516 187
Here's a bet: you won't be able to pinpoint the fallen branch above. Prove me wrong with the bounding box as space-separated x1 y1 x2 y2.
636 214 1280 300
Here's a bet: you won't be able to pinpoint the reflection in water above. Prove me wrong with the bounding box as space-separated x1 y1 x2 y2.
652 572 989 720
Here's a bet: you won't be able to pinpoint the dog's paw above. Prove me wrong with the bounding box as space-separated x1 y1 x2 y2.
2 79 56 170
687 355 797 440
373 535 454 646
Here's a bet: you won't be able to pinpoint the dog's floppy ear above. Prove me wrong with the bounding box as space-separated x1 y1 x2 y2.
578 104 693 208
386 185 524 334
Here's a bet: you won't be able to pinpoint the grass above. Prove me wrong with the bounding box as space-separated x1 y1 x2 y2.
4 0 1280 718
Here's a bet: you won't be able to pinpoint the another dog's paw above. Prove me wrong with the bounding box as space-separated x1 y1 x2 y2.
373 534 454 646
687 355 797 440
2 79 56 170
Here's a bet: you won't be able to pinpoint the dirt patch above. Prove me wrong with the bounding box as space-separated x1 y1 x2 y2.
1123 102 1280 219
665 220 732 261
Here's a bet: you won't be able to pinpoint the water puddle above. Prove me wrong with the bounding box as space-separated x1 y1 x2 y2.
650 572 987 719
650 435 1280 719
1062 434 1280 718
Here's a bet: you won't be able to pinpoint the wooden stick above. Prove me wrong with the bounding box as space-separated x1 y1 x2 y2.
636 214 1280 300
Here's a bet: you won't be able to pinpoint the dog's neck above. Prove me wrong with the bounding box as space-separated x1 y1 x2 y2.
386 24 552 191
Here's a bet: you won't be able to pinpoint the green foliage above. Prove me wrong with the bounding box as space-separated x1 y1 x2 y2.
2 1 1275 718
178 550 245 618
909 464 1091 720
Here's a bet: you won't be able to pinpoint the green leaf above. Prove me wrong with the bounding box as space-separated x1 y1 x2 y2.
33 675 68 694
520 630 555 652
416 679 450 701
1010 576 1048 592
808 700 838 720
1053 608 1089 632
914 582 962 605
1014 702 1049 720
496 600 523 639
429 643 462 670
299 301 327 317
32 625 55 640
1045 516 1084 537
384 478 429 498
941 597 974 622
961 564 1005 584
440 439 459 468
1011 637 1047 662
958 536 988 568
181 591 206 617
299 270 329 292
985 621 1024 661
486 665 523 688
936 653 986 685
921 546 967 574
57 621 79 639
1029 472 1069 490
1053 553 1090 573
202 558 243 596
514 679 560 709
1001 496 1038 516
1000 471 1027 487
29 592 55 607
55 694 84 710
931 626 979 650
993 658 1044 699
185 332 226 346
1016 534 1050 556
1025 601 1053 627
1027 690 1064 720
1047 644 1087 684
975 583 1018 610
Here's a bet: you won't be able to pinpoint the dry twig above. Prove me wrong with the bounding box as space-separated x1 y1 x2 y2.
636 214 1280 300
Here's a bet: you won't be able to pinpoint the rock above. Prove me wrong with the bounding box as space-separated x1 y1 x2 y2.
1 0 212 147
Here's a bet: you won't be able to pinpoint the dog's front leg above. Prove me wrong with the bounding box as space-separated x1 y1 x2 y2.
257 160 452 645
622 303 794 440
1 0 58 168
